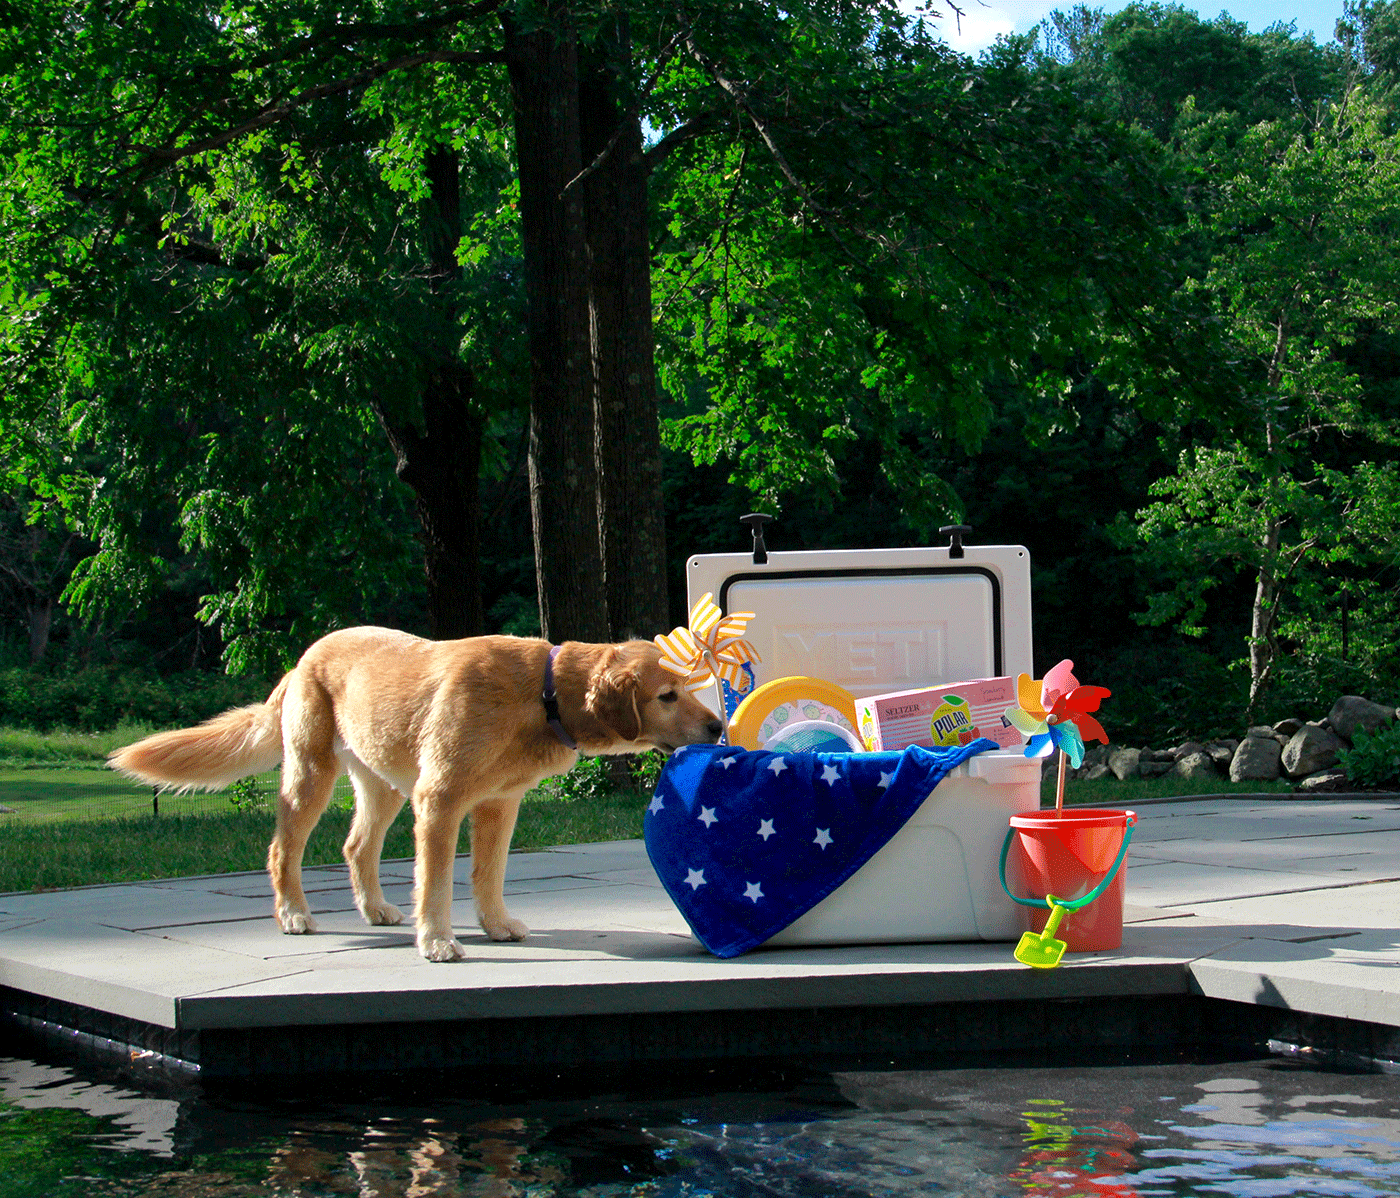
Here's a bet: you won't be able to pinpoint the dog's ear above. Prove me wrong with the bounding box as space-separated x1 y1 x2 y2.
585 649 643 742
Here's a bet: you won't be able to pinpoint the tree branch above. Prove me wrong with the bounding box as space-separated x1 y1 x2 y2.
643 111 721 170
220 0 509 78
560 25 688 198
130 49 505 174
680 29 831 220
676 17 881 268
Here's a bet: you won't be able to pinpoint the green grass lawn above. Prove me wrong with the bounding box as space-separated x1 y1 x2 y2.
1049 771 1295 806
0 767 353 822
0 722 152 767
0 783 649 893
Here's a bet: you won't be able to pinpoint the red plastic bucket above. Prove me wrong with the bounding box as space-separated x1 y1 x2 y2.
1006 809 1135 952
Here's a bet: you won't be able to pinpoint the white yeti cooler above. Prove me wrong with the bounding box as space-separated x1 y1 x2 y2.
685 525 1036 945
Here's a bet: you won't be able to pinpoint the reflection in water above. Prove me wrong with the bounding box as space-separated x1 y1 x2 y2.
0 1056 179 1155
2 1053 1400 1196
1009 1097 1139 1197
1143 1072 1400 1197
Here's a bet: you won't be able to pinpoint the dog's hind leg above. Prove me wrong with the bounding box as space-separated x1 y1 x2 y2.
267 680 339 934
341 759 407 927
268 759 338 933
469 792 530 943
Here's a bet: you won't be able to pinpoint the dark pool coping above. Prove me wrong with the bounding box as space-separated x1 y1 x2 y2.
6 985 1400 1083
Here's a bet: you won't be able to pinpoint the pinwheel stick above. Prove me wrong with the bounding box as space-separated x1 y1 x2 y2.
1055 748 1068 814
705 650 732 741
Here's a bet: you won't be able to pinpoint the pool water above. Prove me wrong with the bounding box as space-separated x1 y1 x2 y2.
2 1048 1398 1197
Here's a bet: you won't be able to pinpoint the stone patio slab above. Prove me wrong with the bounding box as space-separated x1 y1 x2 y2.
1173 879 1400 929
4 797 1400 1074
0 919 308 1027
1191 931 1400 1027
0 885 269 928
1122 862 1345 907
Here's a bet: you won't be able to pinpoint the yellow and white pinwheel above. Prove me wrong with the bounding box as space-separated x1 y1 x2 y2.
654 593 761 693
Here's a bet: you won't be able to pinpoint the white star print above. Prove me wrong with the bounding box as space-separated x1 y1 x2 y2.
767 757 788 776
698 806 718 827
685 868 707 890
648 794 665 813
719 755 737 769
878 770 894 789
744 881 764 903
757 818 776 840
814 828 833 849
821 763 841 785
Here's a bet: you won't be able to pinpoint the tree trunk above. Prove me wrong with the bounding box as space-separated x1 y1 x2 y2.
27 595 51 666
376 370 486 641
579 24 670 641
504 9 609 644
373 146 485 641
1247 316 1289 715
1247 513 1281 717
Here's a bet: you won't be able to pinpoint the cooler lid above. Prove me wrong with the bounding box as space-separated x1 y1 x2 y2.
686 541 1032 699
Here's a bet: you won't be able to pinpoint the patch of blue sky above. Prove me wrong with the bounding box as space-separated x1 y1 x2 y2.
899 0 1351 56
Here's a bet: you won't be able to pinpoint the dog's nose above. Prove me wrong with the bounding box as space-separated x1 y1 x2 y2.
706 719 723 740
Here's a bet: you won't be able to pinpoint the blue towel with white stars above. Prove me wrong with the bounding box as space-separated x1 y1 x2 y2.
645 738 998 958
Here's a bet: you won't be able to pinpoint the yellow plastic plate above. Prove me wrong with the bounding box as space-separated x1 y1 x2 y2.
728 677 860 751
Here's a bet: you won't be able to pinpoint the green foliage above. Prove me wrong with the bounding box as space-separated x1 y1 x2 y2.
0 0 1398 749
227 774 272 813
0 666 270 732
1089 641 1250 746
653 12 1201 536
1038 3 1347 138
1339 721 1400 788
1339 0 1400 83
1130 90 1400 708
527 752 666 806
0 0 525 671
630 749 667 792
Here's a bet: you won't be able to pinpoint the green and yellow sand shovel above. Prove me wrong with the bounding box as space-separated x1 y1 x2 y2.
1014 898 1071 969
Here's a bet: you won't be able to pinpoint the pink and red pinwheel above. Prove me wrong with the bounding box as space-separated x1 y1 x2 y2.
1004 659 1110 770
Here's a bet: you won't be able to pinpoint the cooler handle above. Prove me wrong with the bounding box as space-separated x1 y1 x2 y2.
997 813 1137 913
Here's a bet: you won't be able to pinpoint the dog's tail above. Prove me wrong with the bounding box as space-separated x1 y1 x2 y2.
108 673 292 792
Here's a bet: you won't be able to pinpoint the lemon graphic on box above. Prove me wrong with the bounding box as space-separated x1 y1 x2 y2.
860 708 878 751
929 694 979 747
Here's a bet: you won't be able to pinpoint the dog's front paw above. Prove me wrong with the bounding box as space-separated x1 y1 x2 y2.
482 916 530 942
360 900 404 927
419 936 467 962
277 908 318 935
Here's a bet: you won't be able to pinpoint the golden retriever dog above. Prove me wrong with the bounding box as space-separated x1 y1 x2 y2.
109 627 722 961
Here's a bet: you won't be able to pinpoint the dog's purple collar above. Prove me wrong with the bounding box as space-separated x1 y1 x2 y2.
542 645 578 750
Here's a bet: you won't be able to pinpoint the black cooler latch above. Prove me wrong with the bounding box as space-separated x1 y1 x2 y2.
740 513 773 564
940 524 972 559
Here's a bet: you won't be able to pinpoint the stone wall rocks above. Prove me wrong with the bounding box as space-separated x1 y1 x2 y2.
1230 735 1282 782
1328 696 1395 743
1280 724 1345 778
1108 746 1141 781
1062 693 1396 792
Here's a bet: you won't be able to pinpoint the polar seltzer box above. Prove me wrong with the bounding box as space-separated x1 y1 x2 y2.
855 677 1020 752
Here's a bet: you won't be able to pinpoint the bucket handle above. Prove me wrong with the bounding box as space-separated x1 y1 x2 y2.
998 813 1137 913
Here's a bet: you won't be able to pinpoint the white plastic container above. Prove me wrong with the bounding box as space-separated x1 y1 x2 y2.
764 749 1038 945
685 533 1035 945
